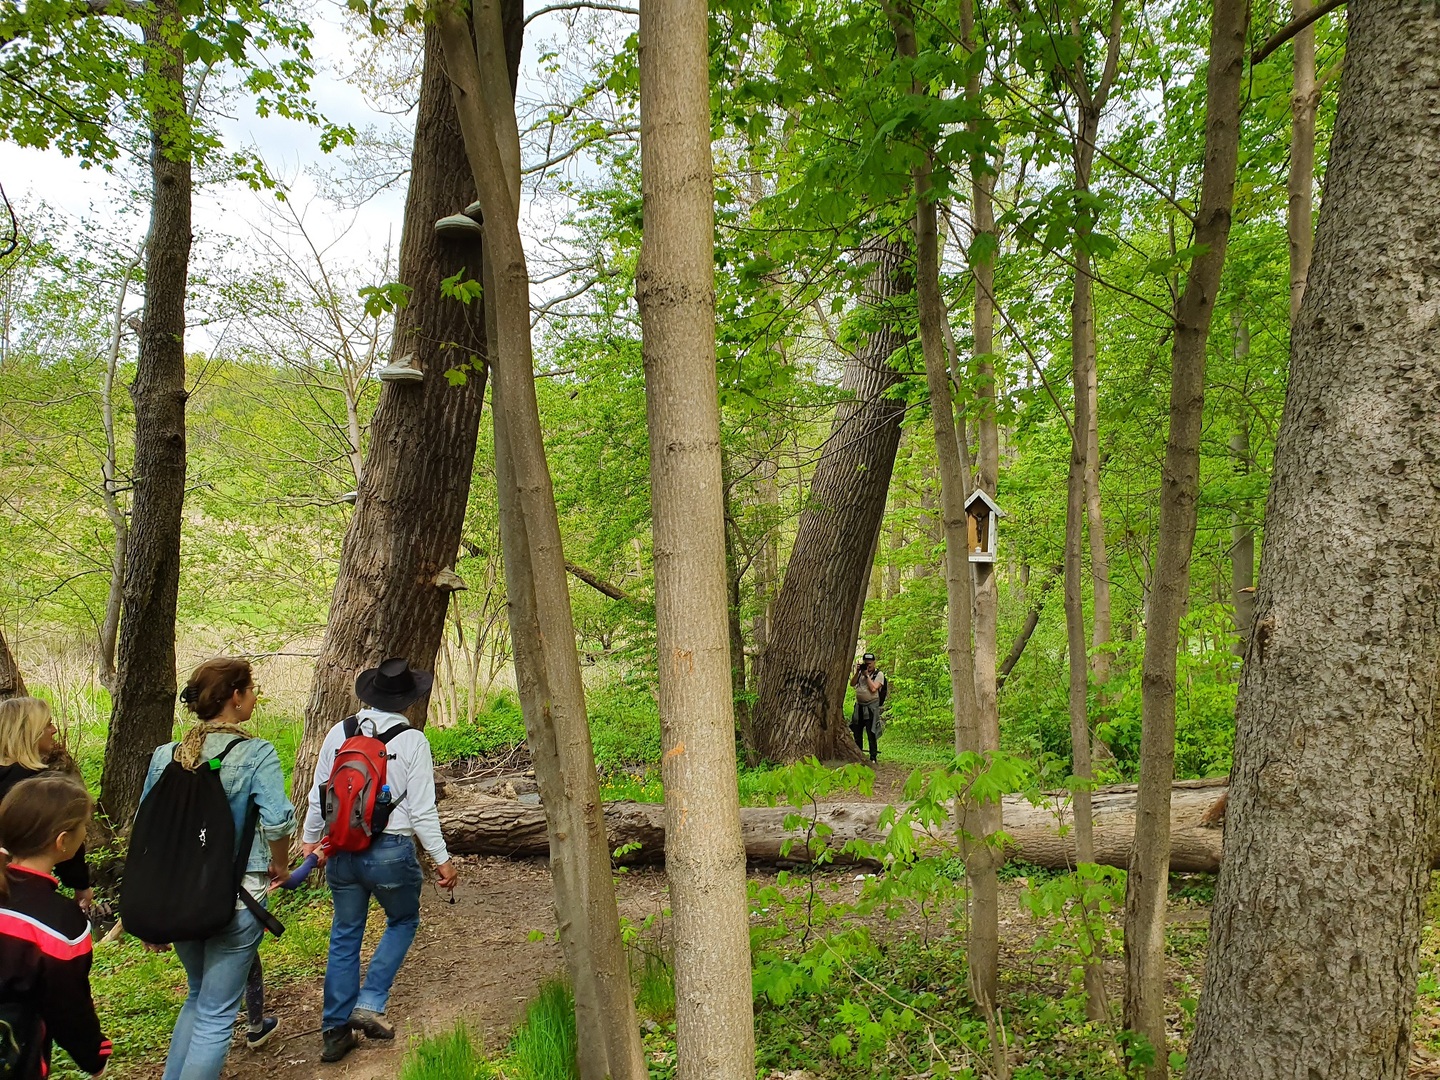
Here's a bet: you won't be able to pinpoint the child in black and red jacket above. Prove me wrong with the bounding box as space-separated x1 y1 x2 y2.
0 772 111 1078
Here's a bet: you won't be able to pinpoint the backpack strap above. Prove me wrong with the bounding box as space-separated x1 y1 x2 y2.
209 736 248 769
341 715 359 739
376 724 412 746
234 796 285 939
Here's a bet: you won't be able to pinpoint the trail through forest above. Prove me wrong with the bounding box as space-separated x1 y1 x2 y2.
224 859 668 1080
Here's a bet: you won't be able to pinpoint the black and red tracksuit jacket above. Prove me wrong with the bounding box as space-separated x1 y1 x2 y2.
0 866 111 1078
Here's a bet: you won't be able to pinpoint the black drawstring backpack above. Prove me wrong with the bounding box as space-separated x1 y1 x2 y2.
119 738 283 944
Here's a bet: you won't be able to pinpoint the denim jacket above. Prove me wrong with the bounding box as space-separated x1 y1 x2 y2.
140 733 297 874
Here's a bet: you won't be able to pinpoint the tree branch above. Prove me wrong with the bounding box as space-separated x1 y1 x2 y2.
524 1 637 25
565 561 630 602
1252 0 1345 64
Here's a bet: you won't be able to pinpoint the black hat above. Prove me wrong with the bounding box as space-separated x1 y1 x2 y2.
355 658 433 712
862 653 876 662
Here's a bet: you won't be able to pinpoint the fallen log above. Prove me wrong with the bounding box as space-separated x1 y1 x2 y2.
437 778 1231 873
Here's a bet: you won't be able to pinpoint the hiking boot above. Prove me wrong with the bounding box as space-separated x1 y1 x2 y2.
320 1027 357 1063
347 1008 395 1040
246 1016 279 1050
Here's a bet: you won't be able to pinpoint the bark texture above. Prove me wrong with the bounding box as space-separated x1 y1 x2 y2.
750 238 909 763
1189 4 1440 1076
437 3 647 1073
98 3 192 829
292 20 505 807
1122 0 1247 1069
0 628 25 702
436 780 1231 871
637 0 757 1067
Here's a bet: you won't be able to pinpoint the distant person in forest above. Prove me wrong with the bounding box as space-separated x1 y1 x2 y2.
850 652 887 763
302 658 457 1064
0 697 95 915
140 658 296 1080
0 772 112 1079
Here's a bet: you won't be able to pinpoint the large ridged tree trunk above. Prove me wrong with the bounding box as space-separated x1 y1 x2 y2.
99 1 192 829
292 17 514 806
1122 0 1248 1070
0 627 25 702
750 238 909 763
1189 4 1440 1076
636 0 756 1064
437 1 647 1073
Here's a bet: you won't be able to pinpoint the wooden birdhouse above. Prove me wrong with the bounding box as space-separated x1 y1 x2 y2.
964 489 1003 564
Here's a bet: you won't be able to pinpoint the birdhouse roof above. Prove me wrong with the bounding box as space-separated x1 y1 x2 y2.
964 488 1003 516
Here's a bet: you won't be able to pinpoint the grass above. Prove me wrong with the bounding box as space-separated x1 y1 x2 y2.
397 978 581 1080
399 1024 495 1080
508 978 579 1080
633 949 676 1022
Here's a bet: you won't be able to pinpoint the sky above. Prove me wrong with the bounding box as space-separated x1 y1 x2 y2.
0 2 608 348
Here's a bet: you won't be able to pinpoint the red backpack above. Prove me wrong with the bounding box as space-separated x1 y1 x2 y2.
322 716 409 852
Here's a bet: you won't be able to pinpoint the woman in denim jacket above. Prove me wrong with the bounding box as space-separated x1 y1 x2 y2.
140 658 296 1080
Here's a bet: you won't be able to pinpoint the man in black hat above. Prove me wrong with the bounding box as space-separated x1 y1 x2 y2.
300 658 457 1063
850 652 886 763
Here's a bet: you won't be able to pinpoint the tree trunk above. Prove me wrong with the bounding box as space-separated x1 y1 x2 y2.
98 250 142 690
1085 349 1112 691
1122 0 1248 1070
494 400 611 1078
436 4 647 1074
292 19 506 808
1229 319 1254 659
0 627 25 702
636 1 757 1063
751 457 779 690
1287 0 1317 324
750 238 909 763
1189 4 1440 1076
98 2 192 830
436 780 1232 871
725 509 754 749
997 569 1056 689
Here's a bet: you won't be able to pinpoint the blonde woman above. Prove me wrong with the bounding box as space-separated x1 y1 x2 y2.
0 697 93 912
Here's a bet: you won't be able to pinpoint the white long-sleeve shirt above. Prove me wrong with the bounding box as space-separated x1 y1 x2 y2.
303 707 451 865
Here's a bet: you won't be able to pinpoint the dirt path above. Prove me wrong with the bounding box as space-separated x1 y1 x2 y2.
223 857 668 1079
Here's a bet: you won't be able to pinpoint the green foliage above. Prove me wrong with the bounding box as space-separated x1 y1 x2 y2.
425 694 528 764
508 979 580 1080
398 1025 494 1080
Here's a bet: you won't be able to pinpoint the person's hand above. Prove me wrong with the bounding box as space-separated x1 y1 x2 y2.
76 888 95 916
303 840 328 866
267 862 288 890
435 861 458 892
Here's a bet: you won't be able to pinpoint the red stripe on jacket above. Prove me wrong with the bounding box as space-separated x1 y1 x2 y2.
0 908 93 962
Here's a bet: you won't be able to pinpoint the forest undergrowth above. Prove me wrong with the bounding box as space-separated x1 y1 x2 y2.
38 659 1440 1080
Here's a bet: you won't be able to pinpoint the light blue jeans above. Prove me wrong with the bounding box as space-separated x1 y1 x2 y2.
322 834 424 1031
163 907 264 1080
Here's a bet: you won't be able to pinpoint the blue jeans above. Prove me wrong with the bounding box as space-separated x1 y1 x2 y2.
164 908 264 1080
322 834 424 1031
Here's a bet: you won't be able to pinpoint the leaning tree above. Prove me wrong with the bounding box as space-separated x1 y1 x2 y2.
292 9 521 806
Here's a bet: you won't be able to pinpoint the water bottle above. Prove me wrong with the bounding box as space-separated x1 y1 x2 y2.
377 784 393 808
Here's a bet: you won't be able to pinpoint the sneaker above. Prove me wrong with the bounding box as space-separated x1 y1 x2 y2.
347 1008 395 1040
320 1027 357 1063
246 1016 279 1050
